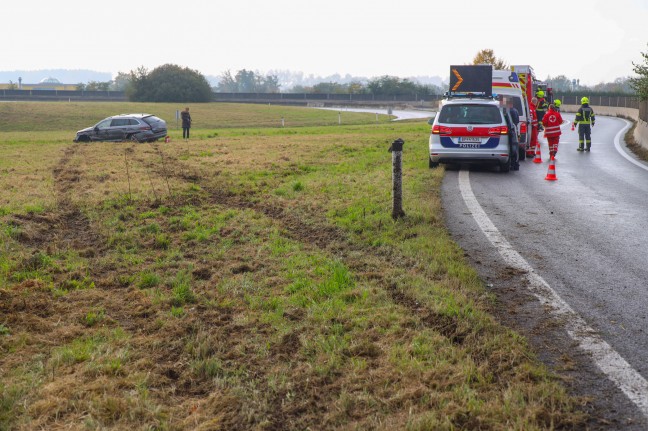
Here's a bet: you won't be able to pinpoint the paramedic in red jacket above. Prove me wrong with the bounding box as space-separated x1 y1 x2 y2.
529 97 539 155
542 104 563 159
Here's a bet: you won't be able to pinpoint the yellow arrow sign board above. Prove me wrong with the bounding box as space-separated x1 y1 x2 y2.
448 65 493 95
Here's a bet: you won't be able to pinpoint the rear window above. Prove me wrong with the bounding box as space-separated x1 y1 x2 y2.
439 104 502 125
143 116 164 125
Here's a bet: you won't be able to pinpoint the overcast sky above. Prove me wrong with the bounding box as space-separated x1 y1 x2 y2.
3 0 646 86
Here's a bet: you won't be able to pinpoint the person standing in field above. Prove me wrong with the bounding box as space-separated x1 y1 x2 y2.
181 107 192 141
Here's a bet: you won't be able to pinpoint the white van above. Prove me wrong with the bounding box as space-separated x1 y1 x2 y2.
492 70 531 159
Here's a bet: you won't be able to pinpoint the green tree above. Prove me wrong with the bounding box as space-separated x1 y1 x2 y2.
261 74 280 93
86 81 111 91
366 76 434 97
126 64 212 102
546 75 573 92
126 66 151 101
472 49 507 70
111 72 131 91
216 69 280 93
593 77 634 94
217 70 237 92
312 82 347 94
235 69 257 92
630 44 648 100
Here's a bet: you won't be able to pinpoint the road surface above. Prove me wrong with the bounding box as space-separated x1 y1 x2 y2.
441 116 648 429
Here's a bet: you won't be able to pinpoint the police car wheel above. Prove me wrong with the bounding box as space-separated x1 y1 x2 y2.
500 159 511 173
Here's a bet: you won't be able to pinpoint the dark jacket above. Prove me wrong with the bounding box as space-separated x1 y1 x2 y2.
536 97 549 119
508 107 520 126
574 104 595 127
181 110 192 128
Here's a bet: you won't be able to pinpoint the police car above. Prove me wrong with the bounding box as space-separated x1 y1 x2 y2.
428 93 518 172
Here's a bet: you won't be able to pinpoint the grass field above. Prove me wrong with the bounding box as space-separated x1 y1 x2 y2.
0 102 586 430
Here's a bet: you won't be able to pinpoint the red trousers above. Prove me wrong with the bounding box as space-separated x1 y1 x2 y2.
547 136 560 155
530 126 539 151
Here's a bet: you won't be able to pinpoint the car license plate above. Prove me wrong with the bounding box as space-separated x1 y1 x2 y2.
458 137 481 143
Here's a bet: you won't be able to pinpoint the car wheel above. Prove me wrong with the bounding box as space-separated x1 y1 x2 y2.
429 157 439 169
500 159 511 173
129 134 141 143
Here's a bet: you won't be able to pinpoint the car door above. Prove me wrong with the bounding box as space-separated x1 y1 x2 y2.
93 119 113 141
109 118 129 141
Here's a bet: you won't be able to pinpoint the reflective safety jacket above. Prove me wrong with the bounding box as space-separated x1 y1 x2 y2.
529 102 538 128
574 103 595 126
542 108 563 137
536 97 549 116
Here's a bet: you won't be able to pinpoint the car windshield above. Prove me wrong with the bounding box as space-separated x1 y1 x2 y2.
439 104 501 125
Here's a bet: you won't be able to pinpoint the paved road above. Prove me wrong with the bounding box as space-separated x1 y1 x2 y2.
441 116 648 428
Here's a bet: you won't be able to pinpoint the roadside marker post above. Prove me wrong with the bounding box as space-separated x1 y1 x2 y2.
389 138 406 220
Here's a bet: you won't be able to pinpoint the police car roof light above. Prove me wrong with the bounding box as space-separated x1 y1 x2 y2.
445 91 496 100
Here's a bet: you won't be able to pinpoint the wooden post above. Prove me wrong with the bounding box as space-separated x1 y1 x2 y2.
389 138 405 220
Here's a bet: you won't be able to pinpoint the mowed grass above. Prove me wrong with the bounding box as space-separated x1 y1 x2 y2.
0 102 585 430
0 101 392 133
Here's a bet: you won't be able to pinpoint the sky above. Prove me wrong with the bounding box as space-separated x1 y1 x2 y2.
3 0 647 86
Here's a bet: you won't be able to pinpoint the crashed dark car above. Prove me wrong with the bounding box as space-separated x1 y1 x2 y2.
73 113 167 143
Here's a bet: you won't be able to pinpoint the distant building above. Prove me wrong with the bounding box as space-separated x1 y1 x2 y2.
0 76 78 91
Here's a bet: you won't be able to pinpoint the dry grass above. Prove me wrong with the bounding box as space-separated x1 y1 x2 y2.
623 118 648 161
0 103 586 430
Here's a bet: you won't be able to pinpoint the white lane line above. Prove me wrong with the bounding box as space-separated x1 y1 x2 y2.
613 119 648 171
458 169 648 418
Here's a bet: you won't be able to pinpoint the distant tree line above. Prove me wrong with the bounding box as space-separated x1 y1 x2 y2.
75 64 212 103
216 69 281 93
214 69 443 97
68 48 647 102
630 44 648 100
472 48 637 97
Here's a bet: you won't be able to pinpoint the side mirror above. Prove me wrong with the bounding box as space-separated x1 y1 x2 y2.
427 116 435 125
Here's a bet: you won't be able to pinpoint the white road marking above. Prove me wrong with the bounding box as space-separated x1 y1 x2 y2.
613 119 648 171
458 169 648 418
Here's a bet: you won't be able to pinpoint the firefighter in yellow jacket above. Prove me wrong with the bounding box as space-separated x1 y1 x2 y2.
574 97 595 152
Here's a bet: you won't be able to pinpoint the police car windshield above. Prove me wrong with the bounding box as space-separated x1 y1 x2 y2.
439 104 501 125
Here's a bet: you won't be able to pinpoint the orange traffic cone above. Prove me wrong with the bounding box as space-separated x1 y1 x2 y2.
545 155 557 181
533 142 542 163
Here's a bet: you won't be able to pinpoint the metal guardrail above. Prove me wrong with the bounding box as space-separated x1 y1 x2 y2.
212 92 443 103
0 89 126 101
